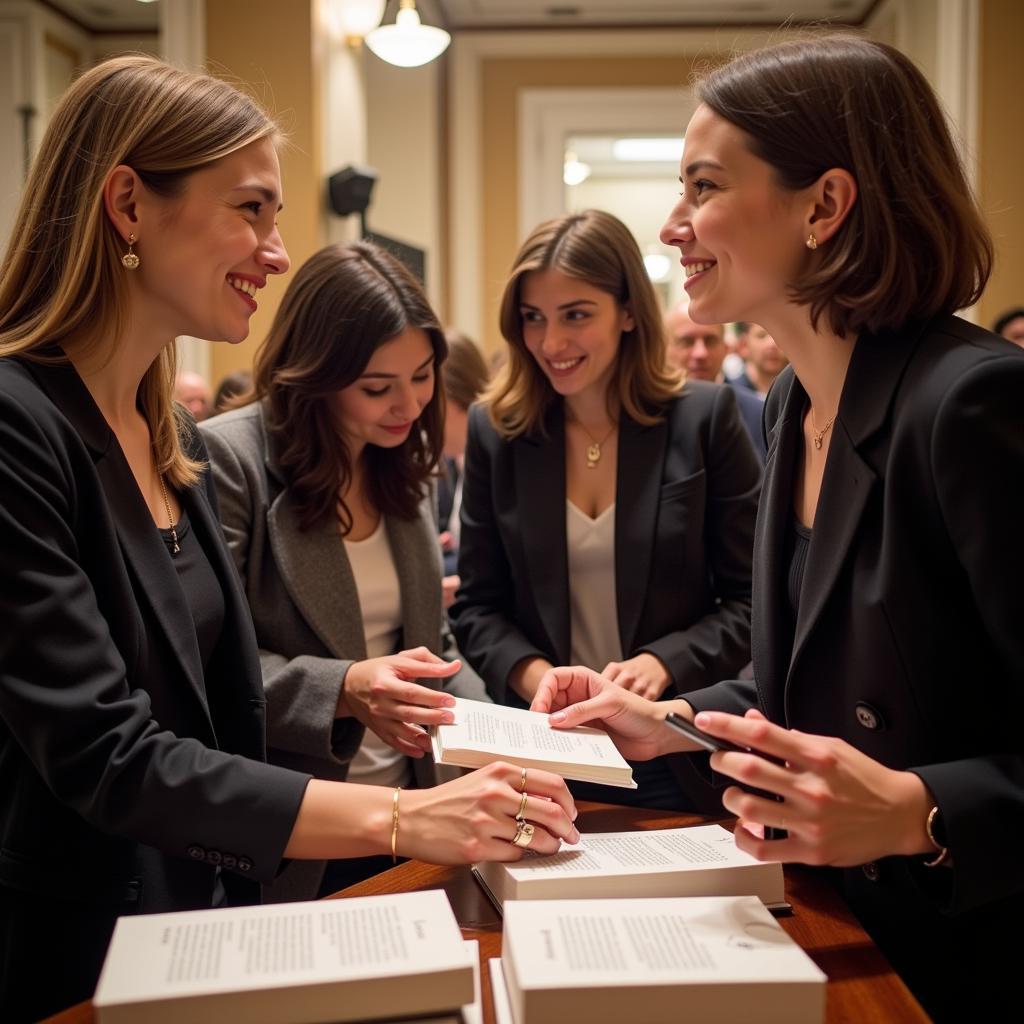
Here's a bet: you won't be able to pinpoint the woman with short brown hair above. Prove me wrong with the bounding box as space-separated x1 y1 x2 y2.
532 35 1023 1021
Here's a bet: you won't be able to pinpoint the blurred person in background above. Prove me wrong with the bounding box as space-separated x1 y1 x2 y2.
173 368 213 421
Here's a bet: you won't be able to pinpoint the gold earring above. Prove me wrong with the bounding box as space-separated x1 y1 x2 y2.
122 234 140 269
806 233 818 251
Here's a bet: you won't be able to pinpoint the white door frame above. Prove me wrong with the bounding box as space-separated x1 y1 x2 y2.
518 86 696 242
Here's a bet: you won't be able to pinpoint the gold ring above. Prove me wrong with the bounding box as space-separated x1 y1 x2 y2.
519 766 527 793
511 820 535 848
516 790 529 820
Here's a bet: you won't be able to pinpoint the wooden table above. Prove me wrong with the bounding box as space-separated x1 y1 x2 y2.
44 803 930 1023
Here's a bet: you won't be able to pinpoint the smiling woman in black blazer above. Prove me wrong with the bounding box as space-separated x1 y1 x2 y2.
450 210 761 810
0 58 576 1022
531 36 1024 1023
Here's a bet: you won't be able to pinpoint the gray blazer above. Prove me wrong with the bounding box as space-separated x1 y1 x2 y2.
200 402 487 901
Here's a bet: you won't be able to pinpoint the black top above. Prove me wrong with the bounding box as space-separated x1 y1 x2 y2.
160 506 225 673
785 517 813 619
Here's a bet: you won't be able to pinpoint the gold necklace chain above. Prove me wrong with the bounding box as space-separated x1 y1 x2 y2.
157 472 181 555
809 410 837 450
570 417 617 469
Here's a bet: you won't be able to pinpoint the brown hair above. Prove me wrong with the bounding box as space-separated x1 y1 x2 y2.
486 210 680 438
696 35 992 336
442 330 490 410
0 55 280 488
251 242 447 533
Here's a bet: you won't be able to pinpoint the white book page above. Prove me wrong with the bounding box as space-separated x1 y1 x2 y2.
433 697 631 772
505 897 825 986
488 959 515 1024
95 891 472 1003
502 826 770 878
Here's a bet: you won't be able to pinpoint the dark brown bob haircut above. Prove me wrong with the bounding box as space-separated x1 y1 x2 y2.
487 209 680 438
251 242 447 533
696 35 993 336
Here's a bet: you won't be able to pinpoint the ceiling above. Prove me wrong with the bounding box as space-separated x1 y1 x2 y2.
431 0 875 29
39 0 877 35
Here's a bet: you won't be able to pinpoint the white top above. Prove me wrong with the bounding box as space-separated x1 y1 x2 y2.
566 501 622 671
342 517 411 789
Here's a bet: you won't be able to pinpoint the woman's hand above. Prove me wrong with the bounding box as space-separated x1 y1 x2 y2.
339 648 460 757
600 653 671 700
697 709 934 867
401 761 580 864
530 666 690 762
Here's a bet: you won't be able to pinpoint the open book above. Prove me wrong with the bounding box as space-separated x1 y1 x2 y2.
473 824 786 911
93 890 475 1024
430 697 636 788
496 896 826 1024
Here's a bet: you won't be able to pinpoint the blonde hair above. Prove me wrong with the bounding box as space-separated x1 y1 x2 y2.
0 55 280 487
486 210 680 438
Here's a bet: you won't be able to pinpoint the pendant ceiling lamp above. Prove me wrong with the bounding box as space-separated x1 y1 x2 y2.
365 0 451 68
326 0 387 41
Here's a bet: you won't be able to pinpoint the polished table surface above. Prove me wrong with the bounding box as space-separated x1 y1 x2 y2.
45 803 930 1023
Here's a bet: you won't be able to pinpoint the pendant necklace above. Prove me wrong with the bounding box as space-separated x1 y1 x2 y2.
572 418 617 469
810 410 837 451
158 472 180 555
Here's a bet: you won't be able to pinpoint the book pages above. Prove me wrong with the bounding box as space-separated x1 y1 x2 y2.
431 697 636 788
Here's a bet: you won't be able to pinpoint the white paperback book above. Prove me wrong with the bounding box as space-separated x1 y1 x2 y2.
430 697 636 788
93 890 475 1024
473 825 786 910
499 896 826 1024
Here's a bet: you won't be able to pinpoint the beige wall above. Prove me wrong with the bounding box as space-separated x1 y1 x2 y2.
978 0 1024 328
479 55 709 352
205 0 322 388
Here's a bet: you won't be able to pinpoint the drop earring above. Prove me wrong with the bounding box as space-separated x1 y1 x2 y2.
806 233 818 251
122 233 140 269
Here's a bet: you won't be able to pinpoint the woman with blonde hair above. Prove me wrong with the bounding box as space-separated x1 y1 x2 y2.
0 57 575 1020
450 209 761 810
532 35 1024 1021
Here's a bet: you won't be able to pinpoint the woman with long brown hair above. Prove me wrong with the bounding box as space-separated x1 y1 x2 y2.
532 35 1024 1021
202 242 500 901
451 208 761 811
0 58 575 1020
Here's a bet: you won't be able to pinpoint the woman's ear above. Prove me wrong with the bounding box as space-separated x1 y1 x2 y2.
621 303 636 333
103 164 142 243
806 167 858 244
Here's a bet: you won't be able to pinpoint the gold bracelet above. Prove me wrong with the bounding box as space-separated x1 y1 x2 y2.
923 805 949 868
391 787 401 865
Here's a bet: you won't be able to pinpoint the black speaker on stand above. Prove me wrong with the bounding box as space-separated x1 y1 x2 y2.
326 163 426 285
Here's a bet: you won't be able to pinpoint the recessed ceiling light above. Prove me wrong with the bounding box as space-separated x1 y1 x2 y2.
613 138 684 162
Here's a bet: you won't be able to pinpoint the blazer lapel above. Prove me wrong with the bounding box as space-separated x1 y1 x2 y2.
28 360 210 717
752 376 803 720
514 406 571 665
386 502 442 652
615 412 667 656
785 324 924 695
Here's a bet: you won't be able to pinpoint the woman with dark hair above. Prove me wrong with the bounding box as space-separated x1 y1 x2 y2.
451 209 761 811
202 242 534 901
532 35 1023 1021
0 61 575 1020
437 329 491 588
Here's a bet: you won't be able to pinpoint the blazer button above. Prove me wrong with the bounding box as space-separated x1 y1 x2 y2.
854 702 885 731
206 850 223 866
187 845 205 860
238 857 253 873
862 861 880 882
222 854 238 869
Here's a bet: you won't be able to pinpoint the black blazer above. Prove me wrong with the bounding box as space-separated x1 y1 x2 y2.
684 315 1024 1020
451 381 760 703
0 358 309 1020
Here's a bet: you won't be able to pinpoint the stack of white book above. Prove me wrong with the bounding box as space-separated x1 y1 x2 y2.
93 890 476 1024
490 896 826 1024
473 824 787 911
430 697 636 788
